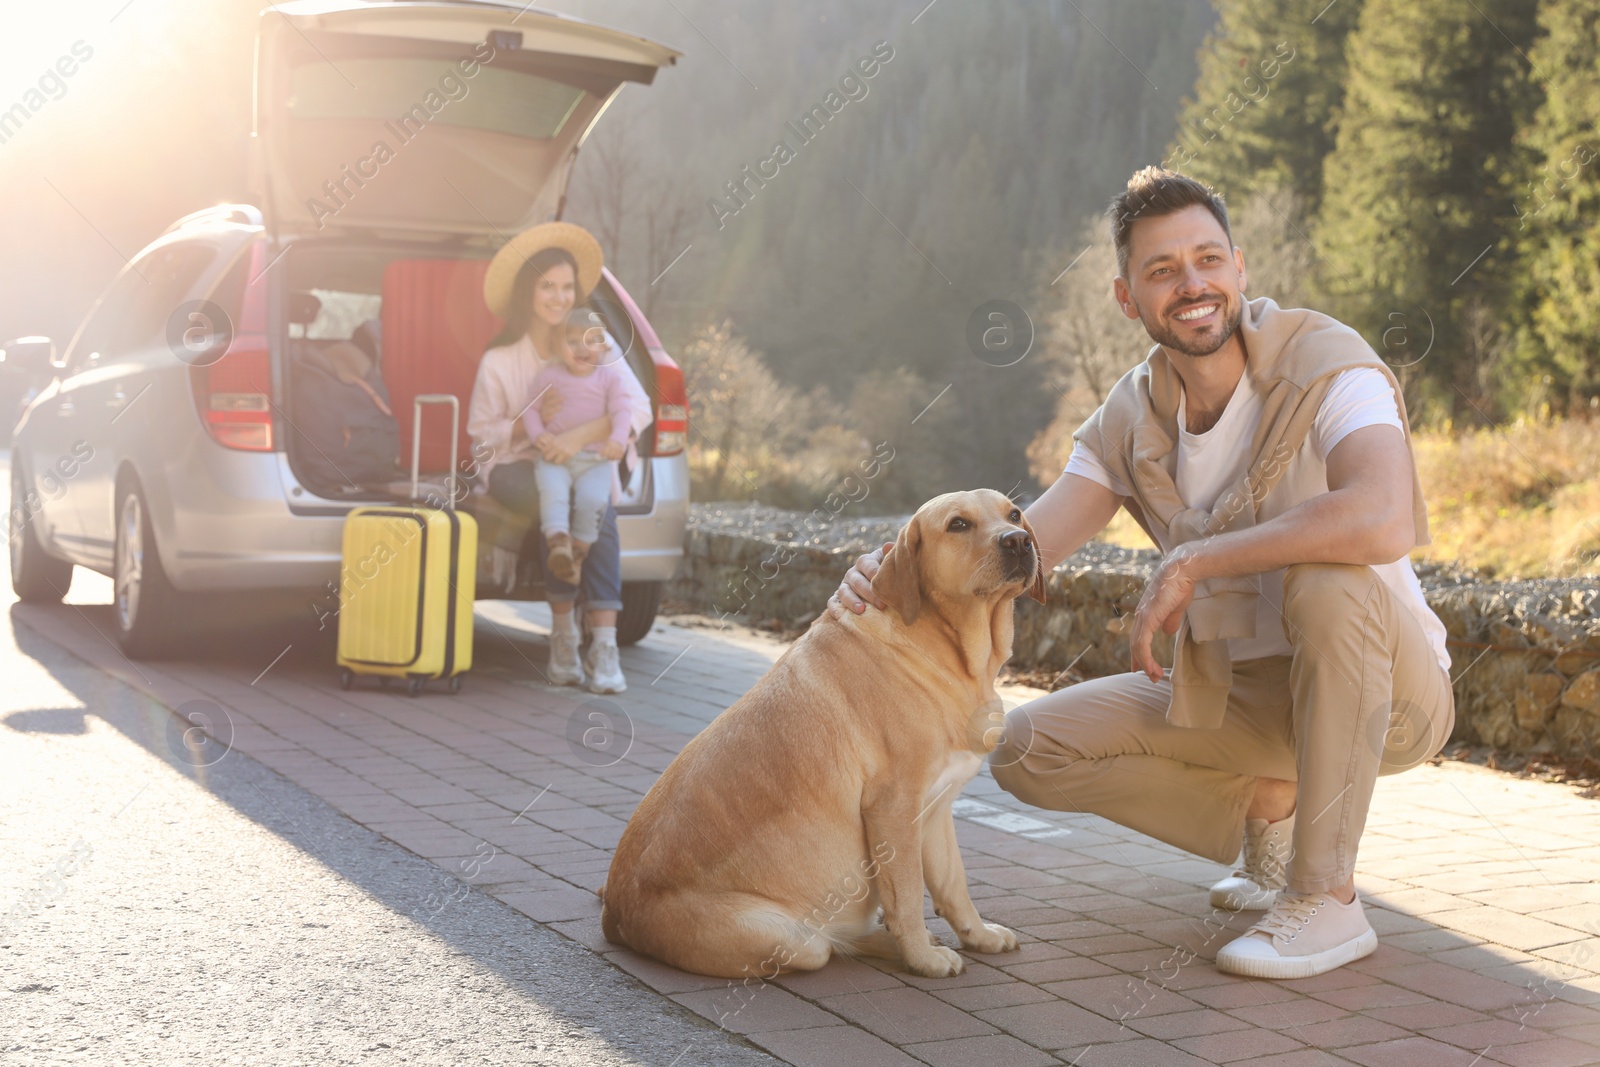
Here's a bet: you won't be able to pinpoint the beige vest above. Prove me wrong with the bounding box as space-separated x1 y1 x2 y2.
1072 296 1430 728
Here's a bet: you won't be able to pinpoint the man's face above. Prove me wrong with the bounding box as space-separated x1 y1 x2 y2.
1113 204 1247 358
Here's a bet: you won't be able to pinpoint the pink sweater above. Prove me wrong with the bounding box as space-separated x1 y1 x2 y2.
521 360 634 454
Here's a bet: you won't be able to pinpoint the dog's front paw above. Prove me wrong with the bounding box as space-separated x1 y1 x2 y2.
905 944 965 978
961 921 1019 955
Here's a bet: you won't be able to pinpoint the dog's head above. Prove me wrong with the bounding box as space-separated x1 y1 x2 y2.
871 489 1045 626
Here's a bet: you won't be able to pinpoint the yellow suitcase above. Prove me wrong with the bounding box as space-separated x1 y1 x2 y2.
336 396 476 696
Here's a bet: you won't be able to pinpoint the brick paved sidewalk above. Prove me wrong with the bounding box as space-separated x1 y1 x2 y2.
15 594 1600 1067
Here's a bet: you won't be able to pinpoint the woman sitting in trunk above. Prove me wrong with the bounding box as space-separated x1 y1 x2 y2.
467 223 652 695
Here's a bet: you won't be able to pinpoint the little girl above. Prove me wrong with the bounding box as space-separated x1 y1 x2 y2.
522 308 633 583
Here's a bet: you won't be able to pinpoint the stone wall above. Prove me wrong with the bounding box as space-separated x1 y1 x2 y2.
670 504 1600 759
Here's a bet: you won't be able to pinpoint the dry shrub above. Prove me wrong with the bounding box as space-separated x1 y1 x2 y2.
675 321 899 509
1413 417 1600 576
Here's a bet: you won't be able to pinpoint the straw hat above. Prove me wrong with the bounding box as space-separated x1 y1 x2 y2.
482 222 603 318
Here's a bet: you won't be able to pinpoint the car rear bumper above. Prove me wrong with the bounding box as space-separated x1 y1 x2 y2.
158 453 687 591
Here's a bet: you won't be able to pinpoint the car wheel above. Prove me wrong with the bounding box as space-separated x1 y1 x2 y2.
113 482 182 659
616 580 661 647
8 461 74 603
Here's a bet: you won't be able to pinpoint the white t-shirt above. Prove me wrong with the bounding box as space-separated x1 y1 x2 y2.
1065 367 1450 673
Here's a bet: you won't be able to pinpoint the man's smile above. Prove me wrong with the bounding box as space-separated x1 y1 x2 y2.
1173 302 1220 323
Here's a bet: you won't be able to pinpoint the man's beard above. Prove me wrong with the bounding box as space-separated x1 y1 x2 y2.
1135 293 1243 357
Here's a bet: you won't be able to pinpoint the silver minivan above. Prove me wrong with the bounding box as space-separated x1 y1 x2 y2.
5 0 688 658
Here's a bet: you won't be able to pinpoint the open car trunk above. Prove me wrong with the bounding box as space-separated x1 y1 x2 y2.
276 240 662 599
251 0 678 240
254 3 680 600
278 241 657 479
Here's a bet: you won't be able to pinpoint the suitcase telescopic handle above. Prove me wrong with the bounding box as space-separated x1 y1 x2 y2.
411 394 460 510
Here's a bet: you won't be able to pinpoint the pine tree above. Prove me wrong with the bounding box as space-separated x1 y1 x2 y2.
1512 0 1600 412
1168 0 1364 218
1314 0 1541 418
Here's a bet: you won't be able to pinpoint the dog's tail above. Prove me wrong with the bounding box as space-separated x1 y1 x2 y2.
599 888 631 948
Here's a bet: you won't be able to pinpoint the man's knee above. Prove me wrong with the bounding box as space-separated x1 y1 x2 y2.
988 700 1106 807
990 704 1057 799
989 707 1035 777
1281 562 1381 639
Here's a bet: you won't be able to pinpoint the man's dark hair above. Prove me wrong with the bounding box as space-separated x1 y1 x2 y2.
1109 167 1231 278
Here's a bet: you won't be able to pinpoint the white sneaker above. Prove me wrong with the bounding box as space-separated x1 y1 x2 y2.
584 640 627 694
548 620 584 687
1210 811 1294 911
1215 890 1377 979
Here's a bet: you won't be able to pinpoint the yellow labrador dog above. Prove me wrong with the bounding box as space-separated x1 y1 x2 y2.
601 489 1044 979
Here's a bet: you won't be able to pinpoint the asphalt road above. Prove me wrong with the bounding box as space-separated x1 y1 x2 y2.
0 567 781 1066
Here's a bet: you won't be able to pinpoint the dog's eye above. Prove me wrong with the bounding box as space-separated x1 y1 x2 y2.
947 516 970 532
1009 508 1022 522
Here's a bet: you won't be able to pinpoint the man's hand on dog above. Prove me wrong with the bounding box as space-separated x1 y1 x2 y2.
829 542 894 617
1129 547 1201 682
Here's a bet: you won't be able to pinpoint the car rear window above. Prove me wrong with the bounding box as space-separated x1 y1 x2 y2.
297 290 383 341
289 59 588 140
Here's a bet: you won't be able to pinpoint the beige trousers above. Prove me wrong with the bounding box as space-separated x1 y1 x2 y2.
992 563 1456 894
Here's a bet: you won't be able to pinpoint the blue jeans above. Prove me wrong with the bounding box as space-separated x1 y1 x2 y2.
487 460 623 611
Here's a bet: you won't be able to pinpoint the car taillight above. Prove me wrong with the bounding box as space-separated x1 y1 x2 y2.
197 342 273 451
597 269 687 458
192 242 274 452
652 353 687 456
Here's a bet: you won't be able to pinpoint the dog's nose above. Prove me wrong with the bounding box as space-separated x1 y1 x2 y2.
999 529 1032 555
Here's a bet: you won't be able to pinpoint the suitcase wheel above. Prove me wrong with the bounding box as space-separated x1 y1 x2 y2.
448 675 463 694
407 677 426 697
338 667 354 691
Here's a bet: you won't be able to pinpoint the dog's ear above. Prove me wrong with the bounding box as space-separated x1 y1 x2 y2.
872 515 924 624
1016 508 1047 604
